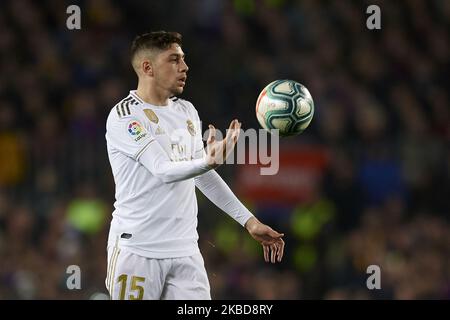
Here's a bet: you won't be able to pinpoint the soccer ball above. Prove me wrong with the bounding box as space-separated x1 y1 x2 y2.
256 79 314 136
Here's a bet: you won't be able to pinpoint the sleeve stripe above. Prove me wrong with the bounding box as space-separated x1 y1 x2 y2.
120 102 126 117
115 95 134 118
135 139 155 160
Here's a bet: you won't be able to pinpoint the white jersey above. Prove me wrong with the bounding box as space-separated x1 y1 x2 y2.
105 91 205 259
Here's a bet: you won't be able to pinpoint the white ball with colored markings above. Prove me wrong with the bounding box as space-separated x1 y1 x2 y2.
256 79 314 136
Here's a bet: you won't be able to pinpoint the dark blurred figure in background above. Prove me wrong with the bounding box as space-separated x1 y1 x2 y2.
0 0 448 299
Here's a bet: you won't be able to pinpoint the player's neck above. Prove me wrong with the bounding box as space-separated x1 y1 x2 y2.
135 83 169 107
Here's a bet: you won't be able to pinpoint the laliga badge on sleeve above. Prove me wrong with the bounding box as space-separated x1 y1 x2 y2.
127 120 147 143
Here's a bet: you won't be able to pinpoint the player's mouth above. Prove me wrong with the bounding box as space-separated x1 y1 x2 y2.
177 76 187 86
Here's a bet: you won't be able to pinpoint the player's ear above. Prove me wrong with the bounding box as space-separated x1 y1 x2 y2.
142 60 153 76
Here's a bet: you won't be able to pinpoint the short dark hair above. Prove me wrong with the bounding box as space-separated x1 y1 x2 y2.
130 31 182 62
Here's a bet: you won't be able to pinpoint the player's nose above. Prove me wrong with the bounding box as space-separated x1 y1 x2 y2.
180 59 189 73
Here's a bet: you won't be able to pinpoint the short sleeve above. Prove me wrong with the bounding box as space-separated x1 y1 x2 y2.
106 115 154 160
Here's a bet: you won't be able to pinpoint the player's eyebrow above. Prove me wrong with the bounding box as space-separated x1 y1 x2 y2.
168 53 185 59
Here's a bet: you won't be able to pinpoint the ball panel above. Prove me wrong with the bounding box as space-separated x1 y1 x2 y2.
268 117 292 133
272 80 295 95
298 84 313 100
263 96 290 112
265 91 296 110
295 98 312 117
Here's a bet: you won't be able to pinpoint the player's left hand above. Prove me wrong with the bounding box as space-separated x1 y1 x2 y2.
245 216 285 263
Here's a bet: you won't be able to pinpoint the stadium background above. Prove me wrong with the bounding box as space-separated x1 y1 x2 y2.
0 0 448 299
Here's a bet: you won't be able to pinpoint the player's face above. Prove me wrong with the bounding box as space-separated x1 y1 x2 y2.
153 43 189 96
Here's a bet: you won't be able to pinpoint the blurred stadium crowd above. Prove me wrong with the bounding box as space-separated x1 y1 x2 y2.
0 0 448 299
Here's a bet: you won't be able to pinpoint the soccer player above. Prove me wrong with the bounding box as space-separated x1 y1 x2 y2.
105 31 285 300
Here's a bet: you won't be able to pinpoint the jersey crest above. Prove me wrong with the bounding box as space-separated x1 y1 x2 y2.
187 120 196 136
144 109 159 124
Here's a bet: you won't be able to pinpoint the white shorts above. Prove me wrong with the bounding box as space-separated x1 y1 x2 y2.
105 245 211 300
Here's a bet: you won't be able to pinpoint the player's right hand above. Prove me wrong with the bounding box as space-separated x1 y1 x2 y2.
245 216 285 263
206 119 241 168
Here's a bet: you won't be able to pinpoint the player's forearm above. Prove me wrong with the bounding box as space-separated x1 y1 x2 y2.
139 140 211 183
194 170 254 226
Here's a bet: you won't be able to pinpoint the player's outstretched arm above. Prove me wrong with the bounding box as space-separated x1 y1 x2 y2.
245 217 285 263
139 139 211 183
138 119 240 183
194 169 255 227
